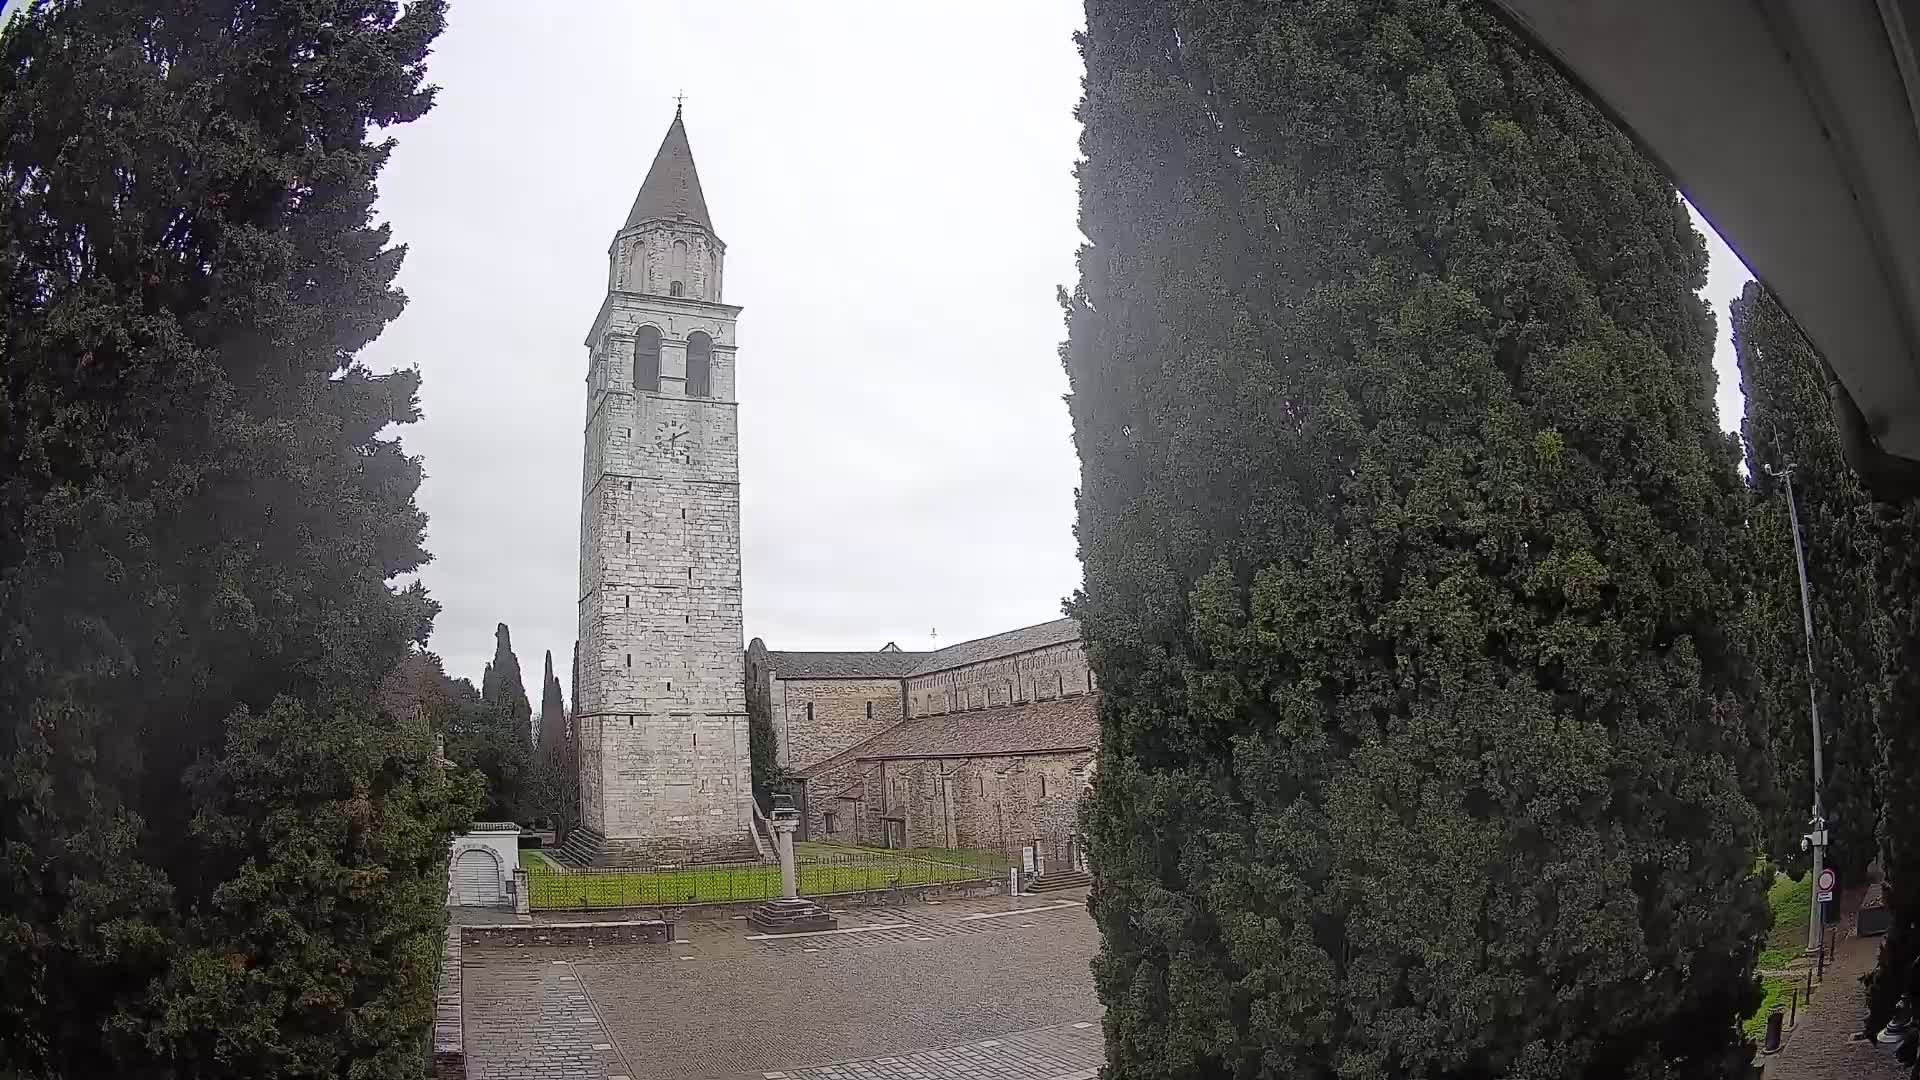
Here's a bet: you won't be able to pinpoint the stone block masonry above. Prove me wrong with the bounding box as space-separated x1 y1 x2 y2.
573 112 752 863
459 920 674 949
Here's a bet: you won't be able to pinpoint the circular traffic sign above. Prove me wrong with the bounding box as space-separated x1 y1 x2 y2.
1818 867 1836 892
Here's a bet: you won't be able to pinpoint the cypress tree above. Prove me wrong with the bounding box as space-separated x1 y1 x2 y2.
0 1 473 1074
1868 509 1920 1038
489 622 533 765
444 625 533 822
488 623 531 739
1731 282 1886 883
539 649 566 759
1063 2 1765 1076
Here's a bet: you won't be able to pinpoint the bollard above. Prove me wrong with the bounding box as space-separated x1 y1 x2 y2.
1762 1006 1785 1054
1789 988 1798 1028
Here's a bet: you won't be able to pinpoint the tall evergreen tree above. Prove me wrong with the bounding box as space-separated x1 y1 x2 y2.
538 649 566 758
1731 281 1886 882
445 625 532 822
1868 508 1920 1042
488 622 531 744
1063 2 1765 1076
0 1 473 1075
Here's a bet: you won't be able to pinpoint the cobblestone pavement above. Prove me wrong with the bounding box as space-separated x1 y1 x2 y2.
463 891 1099 1080
463 955 638 1079
766 1020 1103 1080
1762 931 1910 1080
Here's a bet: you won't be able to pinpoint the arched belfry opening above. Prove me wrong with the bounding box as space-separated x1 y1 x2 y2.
634 325 661 393
686 331 712 397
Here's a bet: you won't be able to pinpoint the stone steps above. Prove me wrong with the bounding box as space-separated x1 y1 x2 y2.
1025 868 1091 893
555 826 606 867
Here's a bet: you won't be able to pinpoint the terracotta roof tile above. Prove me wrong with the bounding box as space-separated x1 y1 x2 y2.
765 651 925 679
798 694 1100 778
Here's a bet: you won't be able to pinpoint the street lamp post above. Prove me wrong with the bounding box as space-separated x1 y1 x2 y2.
1773 463 1829 960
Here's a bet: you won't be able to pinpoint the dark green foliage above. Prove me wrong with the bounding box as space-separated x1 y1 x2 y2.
538 649 566 759
0 0 469 1075
1867 507 1920 1034
748 687 780 811
445 679 529 824
463 624 531 822
527 649 576 836
1731 282 1886 882
1064 1 1765 1076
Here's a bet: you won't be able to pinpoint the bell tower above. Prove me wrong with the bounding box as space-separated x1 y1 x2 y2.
570 108 753 865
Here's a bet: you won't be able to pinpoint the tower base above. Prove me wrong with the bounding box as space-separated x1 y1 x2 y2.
556 826 761 869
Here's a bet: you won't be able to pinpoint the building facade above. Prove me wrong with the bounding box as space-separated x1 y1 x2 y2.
746 619 1099 864
569 110 754 865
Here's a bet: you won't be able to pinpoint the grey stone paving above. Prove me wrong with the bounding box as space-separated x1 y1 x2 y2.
766 1021 1103 1080
463 956 637 1079
463 892 1099 1080
1761 930 1910 1080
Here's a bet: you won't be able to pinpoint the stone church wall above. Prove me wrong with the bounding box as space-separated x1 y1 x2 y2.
803 750 1092 861
774 677 905 774
904 640 1093 718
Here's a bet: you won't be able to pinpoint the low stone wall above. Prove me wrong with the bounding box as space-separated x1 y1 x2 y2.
431 926 464 1080
460 919 675 949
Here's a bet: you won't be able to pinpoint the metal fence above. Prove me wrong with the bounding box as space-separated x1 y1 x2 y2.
525 848 1004 911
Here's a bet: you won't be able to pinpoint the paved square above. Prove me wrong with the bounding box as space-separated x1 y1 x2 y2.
463 894 1100 1080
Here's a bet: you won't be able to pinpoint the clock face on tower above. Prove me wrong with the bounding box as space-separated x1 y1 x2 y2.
653 417 693 463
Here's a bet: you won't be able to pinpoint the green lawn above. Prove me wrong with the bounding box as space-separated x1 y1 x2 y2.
1744 974 1797 1038
521 844 994 910
1759 872 1813 970
1743 872 1818 1039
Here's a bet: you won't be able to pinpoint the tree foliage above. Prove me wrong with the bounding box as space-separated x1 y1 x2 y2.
1867 507 1920 1037
0 0 472 1075
526 648 576 836
1063 2 1766 1076
538 649 566 760
1731 282 1886 881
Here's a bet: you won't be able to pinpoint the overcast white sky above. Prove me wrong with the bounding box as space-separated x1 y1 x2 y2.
360 2 1753 692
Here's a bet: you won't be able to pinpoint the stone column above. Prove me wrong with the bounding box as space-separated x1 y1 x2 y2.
748 796 837 934
773 817 798 899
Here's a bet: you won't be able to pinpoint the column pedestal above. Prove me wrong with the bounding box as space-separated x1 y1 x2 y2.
748 811 838 934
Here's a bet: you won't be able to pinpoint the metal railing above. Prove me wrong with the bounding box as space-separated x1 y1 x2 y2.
525 848 1002 910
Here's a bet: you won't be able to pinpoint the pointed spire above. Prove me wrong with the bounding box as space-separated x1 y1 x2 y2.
624 111 713 233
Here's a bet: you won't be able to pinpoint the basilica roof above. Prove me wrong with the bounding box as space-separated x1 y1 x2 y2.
796 693 1100 778
905 618 1081 677
763 650 926 680
624 109 713 233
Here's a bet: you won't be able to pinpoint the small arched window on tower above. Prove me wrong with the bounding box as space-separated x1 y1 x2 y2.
686 331 712 398
634 325 661 393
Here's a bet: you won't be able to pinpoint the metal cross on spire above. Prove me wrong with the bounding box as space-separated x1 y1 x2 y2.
673 89 686 117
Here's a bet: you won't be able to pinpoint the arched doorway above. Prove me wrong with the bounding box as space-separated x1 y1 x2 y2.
452 847 503 906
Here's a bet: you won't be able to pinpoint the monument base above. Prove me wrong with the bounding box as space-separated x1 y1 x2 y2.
748 896 838 934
